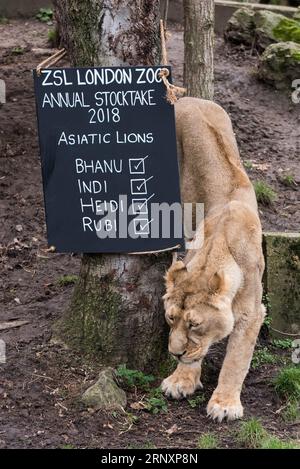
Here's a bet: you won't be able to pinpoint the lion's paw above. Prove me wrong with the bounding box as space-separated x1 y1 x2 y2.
161 372 202 400
207 394 243 422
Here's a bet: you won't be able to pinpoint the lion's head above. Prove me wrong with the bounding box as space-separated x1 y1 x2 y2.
163 260 235 364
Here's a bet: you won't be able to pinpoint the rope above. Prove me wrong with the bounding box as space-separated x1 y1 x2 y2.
36 48 67 75
159 19 186 104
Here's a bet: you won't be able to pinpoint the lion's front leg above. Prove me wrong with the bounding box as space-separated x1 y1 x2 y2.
161 361 203 399
207 299 265 422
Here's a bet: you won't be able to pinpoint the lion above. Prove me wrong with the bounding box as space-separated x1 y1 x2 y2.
161 97 265 422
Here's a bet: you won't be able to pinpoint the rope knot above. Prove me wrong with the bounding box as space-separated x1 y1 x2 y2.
159 68 186 105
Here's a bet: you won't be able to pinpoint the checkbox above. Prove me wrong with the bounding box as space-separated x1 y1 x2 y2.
129 158 145 175
131 198 148 215
131 179 147 195
133 218 152 235
130 176 153 195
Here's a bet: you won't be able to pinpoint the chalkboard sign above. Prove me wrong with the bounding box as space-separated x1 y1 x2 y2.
33 66 184 253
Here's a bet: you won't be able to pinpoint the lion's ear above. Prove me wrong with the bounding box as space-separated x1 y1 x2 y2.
208 271 229 296
165 261 187 286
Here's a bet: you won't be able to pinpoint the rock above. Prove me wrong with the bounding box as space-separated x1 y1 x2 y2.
263 232 300 337
258 41 300 90
224 7 256 46
225 8 300 50
293 7 300 22
253 10 286 50
81 367 126 410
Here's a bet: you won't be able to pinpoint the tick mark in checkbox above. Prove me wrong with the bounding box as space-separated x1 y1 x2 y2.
131 199 148 215
129 155 148 175
133 217 153 236
130 176 153 195
130 193 155 215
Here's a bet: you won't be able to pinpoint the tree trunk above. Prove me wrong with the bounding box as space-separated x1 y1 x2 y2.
53 0 170 371
183 0 214 99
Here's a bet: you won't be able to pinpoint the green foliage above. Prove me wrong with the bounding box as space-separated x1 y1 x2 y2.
237 418 267 448
36 8 53 23
237 418 300 449
11 47 24 55
128 441 156 449
158 356 177 377
48 28 59 47
280 173 297 188
116 364 155 390
261 436 300 449
282 399 300 423
251 347 277 369
262 293 271 312
188 394 206 408
263 315 272 328
57 274 78 287
124 411 139 426
60 444 75 449
253 181 277 205
273 17 300 44
243 160 253 170
272 338 293 350
273 366 300 401
144 387 168 414
0 16 9 24
197 433 219 449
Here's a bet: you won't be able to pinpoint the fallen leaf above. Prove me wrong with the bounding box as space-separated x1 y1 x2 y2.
130 401 146 410
165 424 179 435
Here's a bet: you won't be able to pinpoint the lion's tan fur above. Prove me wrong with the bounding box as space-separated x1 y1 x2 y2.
162 97 265 422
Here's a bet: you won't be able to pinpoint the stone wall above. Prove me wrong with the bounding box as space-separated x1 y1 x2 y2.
263 232 300 337
0 0 51 17
1 1 296 35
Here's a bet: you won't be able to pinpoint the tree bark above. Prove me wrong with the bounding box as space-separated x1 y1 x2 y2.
183 0 214 100
53 0 170 371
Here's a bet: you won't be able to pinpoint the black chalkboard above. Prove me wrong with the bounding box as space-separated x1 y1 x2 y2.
33 66 184 253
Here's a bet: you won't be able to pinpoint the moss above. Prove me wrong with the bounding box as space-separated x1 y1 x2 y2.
56 0 103 67
259 42 300 90
53 252 169 372
54 259 122 359
273 18 300 44
291 49 300 61
263 233 300 337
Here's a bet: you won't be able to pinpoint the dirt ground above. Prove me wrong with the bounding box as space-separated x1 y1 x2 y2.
0 19 299 449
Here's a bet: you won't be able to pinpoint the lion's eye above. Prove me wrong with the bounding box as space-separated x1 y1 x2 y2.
167 315 174 323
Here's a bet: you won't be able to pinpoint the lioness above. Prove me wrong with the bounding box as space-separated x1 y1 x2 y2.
162 97 265 422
